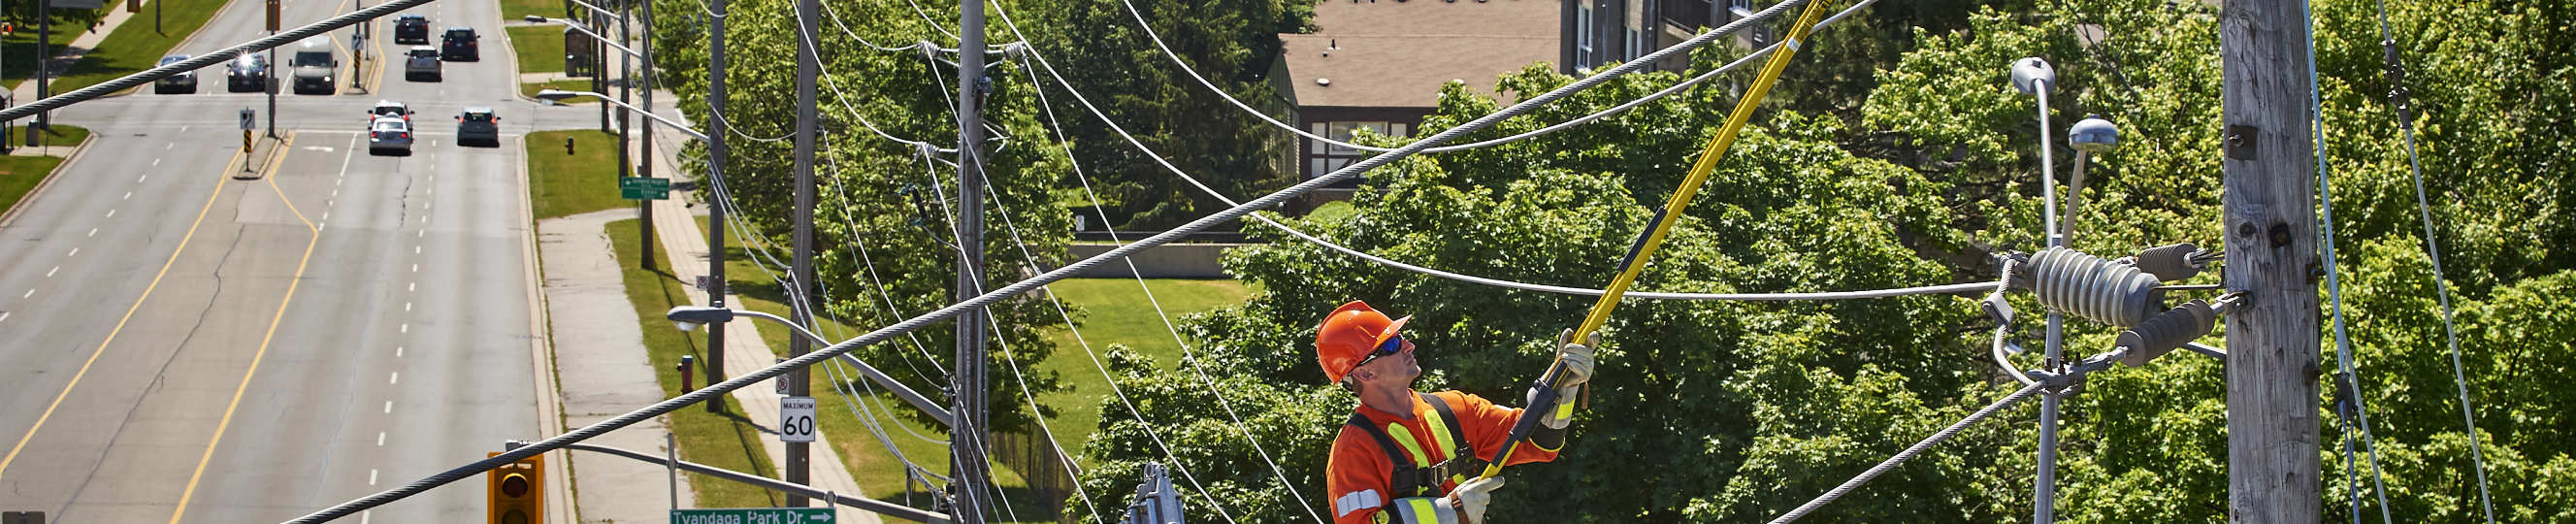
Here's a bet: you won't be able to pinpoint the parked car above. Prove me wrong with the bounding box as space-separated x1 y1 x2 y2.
371 100 413 120
455 108 500 147
225 52 269 91
153 54 196 94
403 47 440 82
369 116 413 155
289 37 338 94
392 15 430 44
439 27 478 61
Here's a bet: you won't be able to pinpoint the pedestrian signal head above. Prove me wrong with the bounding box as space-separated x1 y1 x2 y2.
1316 300 1409 385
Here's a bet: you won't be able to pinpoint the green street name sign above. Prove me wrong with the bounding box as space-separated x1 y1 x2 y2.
621 177 672 200
670 508 833 524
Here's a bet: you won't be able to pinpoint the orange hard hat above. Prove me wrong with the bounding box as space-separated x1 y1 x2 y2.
1316 300 1409 383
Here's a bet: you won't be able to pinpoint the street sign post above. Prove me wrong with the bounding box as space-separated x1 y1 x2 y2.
671 508 832 523
619 177 669 200
779 396 816 443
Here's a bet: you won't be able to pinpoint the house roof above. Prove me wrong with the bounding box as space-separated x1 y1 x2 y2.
1281 0 1559 110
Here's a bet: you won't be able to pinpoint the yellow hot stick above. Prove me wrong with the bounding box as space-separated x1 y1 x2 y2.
1482 0 1840 478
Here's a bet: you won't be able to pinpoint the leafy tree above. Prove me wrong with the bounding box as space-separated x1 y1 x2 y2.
1007 0 1312 230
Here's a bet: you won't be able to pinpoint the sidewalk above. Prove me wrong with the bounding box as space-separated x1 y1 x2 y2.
8 1 142 102
635 90 889 524
540 209 698 524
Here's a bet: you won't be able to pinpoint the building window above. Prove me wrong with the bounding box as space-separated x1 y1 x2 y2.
1576 2 1595 68
1304 120 1410 180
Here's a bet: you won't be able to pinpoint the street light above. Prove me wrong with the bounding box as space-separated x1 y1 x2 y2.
664 306 957 428
2009 55 2064 524
2065 115 2119 243
537 89 709 141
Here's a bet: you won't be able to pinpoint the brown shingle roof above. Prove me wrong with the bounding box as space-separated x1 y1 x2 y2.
1282 0 1560 109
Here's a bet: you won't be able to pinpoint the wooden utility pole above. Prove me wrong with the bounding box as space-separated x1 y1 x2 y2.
2219 0 2322 521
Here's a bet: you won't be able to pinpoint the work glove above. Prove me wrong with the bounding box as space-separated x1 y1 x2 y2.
1437 476 1507 524
1534 329 1599 430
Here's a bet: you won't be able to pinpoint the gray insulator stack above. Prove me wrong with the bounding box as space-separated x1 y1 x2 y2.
2133 243 2202 281
2119 300 2218 367
2026 246 2164 327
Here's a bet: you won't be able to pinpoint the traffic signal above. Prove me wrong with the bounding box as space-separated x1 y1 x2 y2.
485 452 544 524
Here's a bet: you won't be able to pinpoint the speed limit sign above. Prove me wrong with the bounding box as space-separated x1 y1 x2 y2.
779 396 817 443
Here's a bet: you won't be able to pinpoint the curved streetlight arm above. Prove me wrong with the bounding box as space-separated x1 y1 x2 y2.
538 89 711 142
667 306 955 427
565 0 627 23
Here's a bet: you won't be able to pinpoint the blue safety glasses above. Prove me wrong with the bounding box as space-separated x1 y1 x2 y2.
1352 334 1407 371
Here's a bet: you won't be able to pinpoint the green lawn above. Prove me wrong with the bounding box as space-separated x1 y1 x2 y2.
500 0 567 23
0 124 92 217
525 129 626 218
1030 278 1252 455
603 218 782 509
688 216 1053 522
4 0 230 93
518 78 597 103
505 25 570 76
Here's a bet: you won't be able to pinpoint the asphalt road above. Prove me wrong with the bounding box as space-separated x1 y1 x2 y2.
0 0 603 521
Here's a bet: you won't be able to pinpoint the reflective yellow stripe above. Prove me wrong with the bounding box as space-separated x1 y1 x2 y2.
1421 408 1459 463
1399 497 1443 524
1554 399 1576 419
1384 424 1431 467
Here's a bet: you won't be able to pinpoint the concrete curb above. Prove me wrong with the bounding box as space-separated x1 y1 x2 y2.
513 131 580 524
0 128 99 230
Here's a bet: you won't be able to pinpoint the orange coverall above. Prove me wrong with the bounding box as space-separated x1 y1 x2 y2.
1325 390 1561 523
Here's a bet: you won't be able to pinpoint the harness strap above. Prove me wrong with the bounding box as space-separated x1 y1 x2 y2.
1344 393 1489 503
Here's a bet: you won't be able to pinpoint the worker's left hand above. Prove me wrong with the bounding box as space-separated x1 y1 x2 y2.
1442 476 1506 524
1552 329 1599 389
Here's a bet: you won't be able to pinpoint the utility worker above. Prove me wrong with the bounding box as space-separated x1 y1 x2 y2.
1317 301 1596 524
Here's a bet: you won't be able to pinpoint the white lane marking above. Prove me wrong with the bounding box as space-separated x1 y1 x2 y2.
409 264 417 273
382 401 391 413
164 143 173 150
416 229 423 238
331 189 338 198
19 289 30 299
405 302 411 311
47 266 58 278
65 248 76 257
360 511 371 524
395 346 404 357
103 210 114 218
400 323 408 334
151 158 161 166
389 373 399 384
376 432 386 445
179 125 189 133
137 175 147 183
322 212 330 221
408 282 414 292
413 246 420 254
86 228 95 237
368 469 377 484
0 311 10 323
122 191 130 200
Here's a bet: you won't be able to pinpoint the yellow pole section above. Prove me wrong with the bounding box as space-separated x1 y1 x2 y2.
1483 0 1839 478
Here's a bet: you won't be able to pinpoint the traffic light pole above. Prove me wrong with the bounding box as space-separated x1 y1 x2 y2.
638 0 657 272
702 0 730 412
33 0 49 142
788 0 819 508
949 0 991 521
2220 0 2323 521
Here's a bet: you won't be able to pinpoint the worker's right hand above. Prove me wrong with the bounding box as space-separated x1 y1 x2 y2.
1440 476 1506 524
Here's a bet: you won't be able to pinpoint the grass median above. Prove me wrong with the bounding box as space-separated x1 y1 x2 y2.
3 0 229 93
0 124 93 217
526 129 626 219
605 217 785 509
506 25 569 76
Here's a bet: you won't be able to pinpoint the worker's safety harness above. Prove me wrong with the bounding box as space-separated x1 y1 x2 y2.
1346 392 1486 500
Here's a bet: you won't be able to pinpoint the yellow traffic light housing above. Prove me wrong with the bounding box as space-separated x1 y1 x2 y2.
486 452 544 524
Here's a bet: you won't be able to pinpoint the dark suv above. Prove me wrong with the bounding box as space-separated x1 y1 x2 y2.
225 53 269 91
392 15 430 44
455 108 500 147
440 27 478 61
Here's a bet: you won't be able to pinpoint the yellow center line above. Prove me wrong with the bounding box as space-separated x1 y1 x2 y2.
169 134 317 524
0 146 245 481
